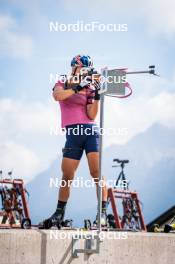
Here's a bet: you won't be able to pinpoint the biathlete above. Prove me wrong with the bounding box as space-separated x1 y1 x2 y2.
40 55 108 228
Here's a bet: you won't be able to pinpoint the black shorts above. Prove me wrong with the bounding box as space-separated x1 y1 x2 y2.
62 124 100 160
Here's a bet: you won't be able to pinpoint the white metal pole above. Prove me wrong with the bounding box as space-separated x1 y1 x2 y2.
97 68 108 235
97 93 105 234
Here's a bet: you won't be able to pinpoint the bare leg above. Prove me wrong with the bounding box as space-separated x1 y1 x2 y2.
86 152 108 201
58 157 80 201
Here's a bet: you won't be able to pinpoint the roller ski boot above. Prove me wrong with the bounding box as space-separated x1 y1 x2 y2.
83 213 107 231
107 214 116 229
38 209 64 229
93 212 108 227
84 200 108 230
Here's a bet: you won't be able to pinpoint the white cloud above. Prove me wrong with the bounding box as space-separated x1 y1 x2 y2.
59 0 175 35
103 91 175 146
0 98 58 139
0 15 14 30
0 98 59 182
0 14 33 58
143 0 175 35
0 141 40 183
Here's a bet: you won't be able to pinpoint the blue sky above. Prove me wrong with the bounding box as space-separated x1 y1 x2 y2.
0 0 175 181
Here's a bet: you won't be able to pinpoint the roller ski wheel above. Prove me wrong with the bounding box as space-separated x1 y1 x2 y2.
61 219 73 228
21 218 31 229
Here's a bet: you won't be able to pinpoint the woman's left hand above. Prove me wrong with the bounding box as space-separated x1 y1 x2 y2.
93 80 101 100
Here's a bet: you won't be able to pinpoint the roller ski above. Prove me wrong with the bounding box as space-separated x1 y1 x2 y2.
38 205 73 229
38 214 73 229
38 211 63 229
153 223 175 233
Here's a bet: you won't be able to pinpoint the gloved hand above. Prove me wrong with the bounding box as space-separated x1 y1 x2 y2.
79 76 92 88
72 77 92 93
93 80 101 100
